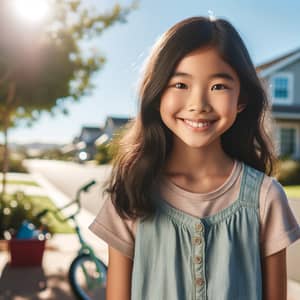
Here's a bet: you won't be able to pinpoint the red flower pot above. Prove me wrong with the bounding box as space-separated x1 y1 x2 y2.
9 238 46 267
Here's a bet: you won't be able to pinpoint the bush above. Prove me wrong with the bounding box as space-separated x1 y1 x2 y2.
95 143 113 164
0 145 27 173
95 128 125 165
0 191 42 239
0 191 73 239
7 158 27 173
276 159 300 185
0 157 27 173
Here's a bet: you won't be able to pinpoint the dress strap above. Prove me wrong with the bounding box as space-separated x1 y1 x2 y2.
239 163 264 208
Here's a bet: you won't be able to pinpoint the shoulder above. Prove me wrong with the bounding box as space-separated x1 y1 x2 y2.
258 174 300 257
258 172 288 224
261 174 289 214
266 177 288 202
91 195 139 237
241 163 285 216
89 195 139 260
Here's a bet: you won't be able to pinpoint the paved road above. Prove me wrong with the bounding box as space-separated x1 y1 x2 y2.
23 159 113 216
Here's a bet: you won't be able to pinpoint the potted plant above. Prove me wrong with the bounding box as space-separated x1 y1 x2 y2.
0 190 51 267
9 235 47 267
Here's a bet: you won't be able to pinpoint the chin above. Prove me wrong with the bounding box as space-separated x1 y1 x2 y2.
182 140 210 149
179 135 220 148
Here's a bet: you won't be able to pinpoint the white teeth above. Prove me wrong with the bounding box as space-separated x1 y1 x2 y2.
183 119 210 128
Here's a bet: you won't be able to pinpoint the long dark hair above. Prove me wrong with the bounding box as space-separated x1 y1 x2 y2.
103 16 277 220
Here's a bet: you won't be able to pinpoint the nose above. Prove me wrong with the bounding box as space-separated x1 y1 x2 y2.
187 88 212 112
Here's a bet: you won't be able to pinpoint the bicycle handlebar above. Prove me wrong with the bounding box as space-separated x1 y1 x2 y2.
81 180 96 192
36 179 97 223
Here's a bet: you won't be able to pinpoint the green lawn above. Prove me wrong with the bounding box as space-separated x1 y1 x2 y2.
1 193 74 235
6 180 40 187
283 185 300 199
29 195 75 233
0 177 75 234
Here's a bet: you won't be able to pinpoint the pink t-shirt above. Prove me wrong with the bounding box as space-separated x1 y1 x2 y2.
89 159 300 260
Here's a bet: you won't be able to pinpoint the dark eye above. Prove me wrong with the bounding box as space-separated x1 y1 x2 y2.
211 84 228 91
173 82 187 89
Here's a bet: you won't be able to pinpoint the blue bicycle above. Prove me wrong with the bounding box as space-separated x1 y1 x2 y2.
37 180 107 299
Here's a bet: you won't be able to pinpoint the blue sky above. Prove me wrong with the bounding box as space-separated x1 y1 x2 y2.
7 0 300 144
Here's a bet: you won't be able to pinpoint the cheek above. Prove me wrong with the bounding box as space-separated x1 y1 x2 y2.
159 93 181 116
212 94 239 116
217 103 235 115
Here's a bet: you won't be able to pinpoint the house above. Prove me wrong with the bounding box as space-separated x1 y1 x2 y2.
62 116 132 161
102 116 132 139
94 116 132 146
61 126 104 161
62 126 104 161
76 126 104 160
256 47 300 159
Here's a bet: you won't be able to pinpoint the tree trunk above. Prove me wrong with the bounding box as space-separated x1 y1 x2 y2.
1 81 15 198
1 115 9 198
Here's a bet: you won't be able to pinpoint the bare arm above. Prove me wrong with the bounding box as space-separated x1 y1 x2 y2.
261 248 287 300
106 246 133 300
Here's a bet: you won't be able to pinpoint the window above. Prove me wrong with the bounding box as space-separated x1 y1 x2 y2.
280 128 296 156
270 73 293 104
274 77 288 98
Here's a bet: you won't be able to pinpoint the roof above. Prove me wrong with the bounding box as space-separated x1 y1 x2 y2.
106 116 132 126
273 104 300 114
256 46 300 77
81 126 102 132
78 126 104 141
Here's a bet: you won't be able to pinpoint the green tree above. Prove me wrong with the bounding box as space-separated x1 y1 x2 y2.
0 0 138 196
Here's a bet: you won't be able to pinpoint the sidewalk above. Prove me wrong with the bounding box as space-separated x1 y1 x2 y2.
0 172 108 299
0 234 106 299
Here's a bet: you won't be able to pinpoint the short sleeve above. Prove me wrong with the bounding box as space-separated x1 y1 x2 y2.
260 177 300 257
88 195 137 260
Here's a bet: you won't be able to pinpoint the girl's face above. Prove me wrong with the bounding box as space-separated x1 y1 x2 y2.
159 46 244 149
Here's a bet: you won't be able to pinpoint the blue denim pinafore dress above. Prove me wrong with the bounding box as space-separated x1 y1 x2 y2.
130 162 264 300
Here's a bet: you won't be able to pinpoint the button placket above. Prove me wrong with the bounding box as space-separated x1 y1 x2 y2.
195 222 204 233
194 255 202 264
193 222 206 299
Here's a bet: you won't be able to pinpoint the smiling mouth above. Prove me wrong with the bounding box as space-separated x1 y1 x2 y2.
179 118 217 129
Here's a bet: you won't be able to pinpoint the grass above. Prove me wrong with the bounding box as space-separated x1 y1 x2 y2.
0 176 74 234
29 195 75 234
6 180 40 187
283 185 300 199
1 193 74 235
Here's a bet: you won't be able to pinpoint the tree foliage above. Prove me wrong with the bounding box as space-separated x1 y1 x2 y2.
0 0 138 125
0 0 138 195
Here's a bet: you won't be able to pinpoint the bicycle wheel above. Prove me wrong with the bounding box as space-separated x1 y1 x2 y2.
68 253 107 300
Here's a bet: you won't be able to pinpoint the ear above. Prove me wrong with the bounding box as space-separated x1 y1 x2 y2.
237 103 246 113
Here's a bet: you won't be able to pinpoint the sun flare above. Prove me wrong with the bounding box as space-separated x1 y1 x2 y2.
12 0 49 23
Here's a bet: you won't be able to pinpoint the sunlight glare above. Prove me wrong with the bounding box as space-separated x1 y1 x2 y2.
13 0 49 23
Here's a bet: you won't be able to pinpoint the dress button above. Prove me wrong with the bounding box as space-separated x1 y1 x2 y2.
194 256 202 264
193 237 202 245
195 223 204 232
195 277 204 286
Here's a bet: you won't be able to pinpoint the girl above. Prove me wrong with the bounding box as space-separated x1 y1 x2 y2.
89 16 300 299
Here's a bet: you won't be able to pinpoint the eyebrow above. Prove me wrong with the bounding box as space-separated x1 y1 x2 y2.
171 71 235 81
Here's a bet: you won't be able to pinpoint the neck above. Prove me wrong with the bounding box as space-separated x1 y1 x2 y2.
163 137 234 179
